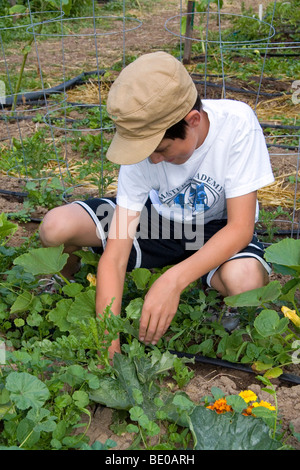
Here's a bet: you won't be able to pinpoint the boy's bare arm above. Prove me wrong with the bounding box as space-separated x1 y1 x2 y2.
96 204 140 357
139 191 257 345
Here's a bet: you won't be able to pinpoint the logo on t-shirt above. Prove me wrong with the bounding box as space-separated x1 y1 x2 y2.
158 173 224 220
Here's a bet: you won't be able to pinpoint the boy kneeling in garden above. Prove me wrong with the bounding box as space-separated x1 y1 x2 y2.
39 51 274 359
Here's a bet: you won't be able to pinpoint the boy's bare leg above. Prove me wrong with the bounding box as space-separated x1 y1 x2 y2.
39 203 103 279
210 257 269 297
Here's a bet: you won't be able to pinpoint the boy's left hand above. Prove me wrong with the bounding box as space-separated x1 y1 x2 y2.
139 272 180 345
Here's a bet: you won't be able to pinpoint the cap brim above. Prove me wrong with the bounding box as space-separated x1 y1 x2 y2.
106 128 166 165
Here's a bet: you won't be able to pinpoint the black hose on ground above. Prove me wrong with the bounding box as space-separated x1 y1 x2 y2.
170 350 300 385
2 70 106 107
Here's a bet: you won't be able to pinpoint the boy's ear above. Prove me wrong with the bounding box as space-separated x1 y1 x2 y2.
184 110 201 128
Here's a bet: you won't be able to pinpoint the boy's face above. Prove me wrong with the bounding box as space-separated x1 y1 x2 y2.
149 133 196 165
149 111 204 165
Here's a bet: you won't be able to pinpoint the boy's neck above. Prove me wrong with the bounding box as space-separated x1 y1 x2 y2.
197 110 210 148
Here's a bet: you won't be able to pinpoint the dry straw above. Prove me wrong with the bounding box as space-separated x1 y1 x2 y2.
258 172 299 210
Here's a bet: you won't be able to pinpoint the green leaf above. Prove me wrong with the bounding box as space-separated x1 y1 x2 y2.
225 395 247 413
131 268 151 289
58 365 89 387
130 405 145 422
73 249 99 267
14 318 25 327
72 391 89 409
146 420 160 436
10 291 34 314
47 0 72 16
172 394 195 411
26 408 57 433
13 245 69 276
126 424 139 433
265 238 300 275
197 338 213 355
254 309 289 337
48 299 73 332
224 281 281 307
252 361 273 372
263 367 283 379
62 283 83 297
0 213 18 243
132 388 143 405
190 406 281 450
9 5 27 14
17 418 40 447
6 372 50 410
89 377 132 410
67 290 95 325
125 298 143 319
265 239 300 274
210 387 225 400
27 312 44 327
279 278 300 303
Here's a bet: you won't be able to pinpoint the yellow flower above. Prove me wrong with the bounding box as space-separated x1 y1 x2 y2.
281 306 300 328
239 390 258 403
87 273 97 286
252 400 276 411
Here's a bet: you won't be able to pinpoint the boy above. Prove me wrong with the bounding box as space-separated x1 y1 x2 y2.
39 51 274 359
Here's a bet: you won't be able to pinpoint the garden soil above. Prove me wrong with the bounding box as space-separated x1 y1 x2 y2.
0 0 299 450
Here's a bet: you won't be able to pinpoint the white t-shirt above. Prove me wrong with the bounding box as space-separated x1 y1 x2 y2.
116 99 274 224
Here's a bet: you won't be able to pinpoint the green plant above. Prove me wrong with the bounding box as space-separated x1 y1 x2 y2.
225 238 300 378
0 131 63 180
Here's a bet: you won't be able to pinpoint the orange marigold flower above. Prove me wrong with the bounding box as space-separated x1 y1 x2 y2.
207 398 233 414
239 390 258 403
242 405 254 416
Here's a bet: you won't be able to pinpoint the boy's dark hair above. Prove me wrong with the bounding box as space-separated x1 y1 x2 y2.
164 94 202 140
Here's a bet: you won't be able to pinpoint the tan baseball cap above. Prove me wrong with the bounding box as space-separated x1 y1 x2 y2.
106 51 198 165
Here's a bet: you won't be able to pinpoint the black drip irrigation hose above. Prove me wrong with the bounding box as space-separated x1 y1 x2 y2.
2 70 106 108
192 79 289 98
170 350 300 385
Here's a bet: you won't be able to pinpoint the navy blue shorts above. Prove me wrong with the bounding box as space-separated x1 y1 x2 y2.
73 197 271 286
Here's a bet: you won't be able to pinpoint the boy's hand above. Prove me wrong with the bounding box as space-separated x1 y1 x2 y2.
139 272 180 345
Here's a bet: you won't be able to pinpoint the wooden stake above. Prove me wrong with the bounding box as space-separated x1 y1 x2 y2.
183 1 195 64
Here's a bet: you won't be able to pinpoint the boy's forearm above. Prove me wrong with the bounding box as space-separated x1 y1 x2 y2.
95 253 127 318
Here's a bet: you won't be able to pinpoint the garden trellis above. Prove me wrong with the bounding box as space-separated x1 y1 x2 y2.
0 0 299 240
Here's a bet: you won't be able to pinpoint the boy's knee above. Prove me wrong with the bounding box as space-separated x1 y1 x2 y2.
217 258 269 296
39 208 69 247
